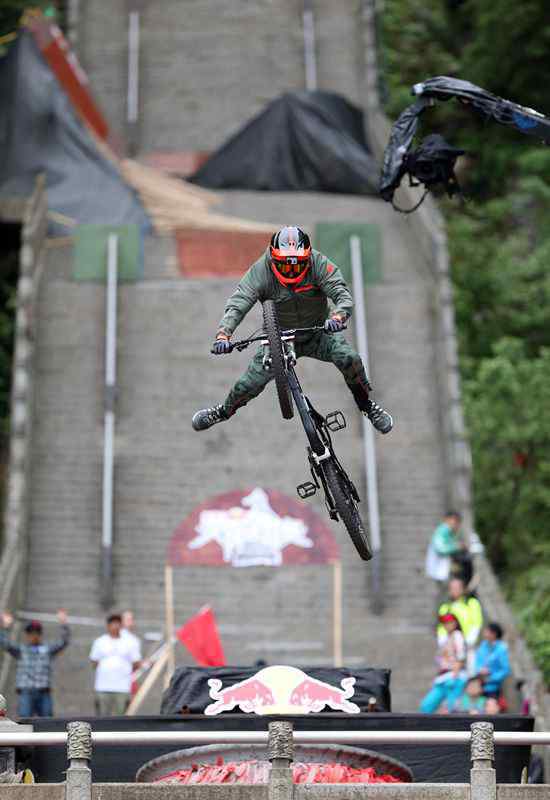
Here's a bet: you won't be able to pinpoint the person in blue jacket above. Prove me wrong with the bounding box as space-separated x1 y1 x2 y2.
474 622 510 698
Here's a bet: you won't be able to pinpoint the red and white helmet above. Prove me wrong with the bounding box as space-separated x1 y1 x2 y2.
270 226 312 285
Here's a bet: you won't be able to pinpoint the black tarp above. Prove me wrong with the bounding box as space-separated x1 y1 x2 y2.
380 75 550 203
160 666 392 715
190 90 379 194
21 713 533 784
0 32 150 235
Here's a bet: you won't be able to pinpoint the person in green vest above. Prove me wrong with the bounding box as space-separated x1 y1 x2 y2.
437 577 483 665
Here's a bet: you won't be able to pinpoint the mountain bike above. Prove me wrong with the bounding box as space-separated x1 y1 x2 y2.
216 300 372 561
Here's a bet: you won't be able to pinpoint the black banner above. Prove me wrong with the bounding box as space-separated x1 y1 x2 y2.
161 665 392 715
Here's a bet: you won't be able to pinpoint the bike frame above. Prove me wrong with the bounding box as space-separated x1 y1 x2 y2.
221 325 361 522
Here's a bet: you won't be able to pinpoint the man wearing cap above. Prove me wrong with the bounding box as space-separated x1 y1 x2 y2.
0 609 70 717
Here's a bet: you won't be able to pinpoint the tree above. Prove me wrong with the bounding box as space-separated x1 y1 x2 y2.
381 0 550 683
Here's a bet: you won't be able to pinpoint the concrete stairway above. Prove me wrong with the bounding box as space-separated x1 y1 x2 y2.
14 190 445 716
77 0 366 153
5 2 448 717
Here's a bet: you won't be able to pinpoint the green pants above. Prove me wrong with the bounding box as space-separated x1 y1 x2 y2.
95 691 129 716
223 331 371 417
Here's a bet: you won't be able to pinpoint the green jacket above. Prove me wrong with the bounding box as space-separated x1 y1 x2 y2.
218 248 353 336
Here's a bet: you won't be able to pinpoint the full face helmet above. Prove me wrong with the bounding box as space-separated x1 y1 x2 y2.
270 226 312 285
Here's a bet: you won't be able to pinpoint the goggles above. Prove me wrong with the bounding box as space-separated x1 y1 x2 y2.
272 254 310 276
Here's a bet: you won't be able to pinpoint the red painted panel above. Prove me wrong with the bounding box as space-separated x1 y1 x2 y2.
176 229 269 277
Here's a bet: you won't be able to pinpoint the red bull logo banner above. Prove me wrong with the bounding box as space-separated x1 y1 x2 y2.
160 665 391 714
205 665 360 715
168 487 339 568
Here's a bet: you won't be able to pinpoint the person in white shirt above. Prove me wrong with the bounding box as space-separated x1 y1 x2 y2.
90 614 141 715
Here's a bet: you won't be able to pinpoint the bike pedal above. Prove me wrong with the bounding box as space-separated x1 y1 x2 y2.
325 410 346 432
297 481 317 499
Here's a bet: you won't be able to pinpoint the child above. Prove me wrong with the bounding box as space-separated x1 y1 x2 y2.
455 675 487 714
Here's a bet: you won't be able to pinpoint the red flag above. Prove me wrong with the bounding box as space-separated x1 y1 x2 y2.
176 606 226 666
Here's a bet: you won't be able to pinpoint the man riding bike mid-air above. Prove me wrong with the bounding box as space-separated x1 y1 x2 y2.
192 226 393 434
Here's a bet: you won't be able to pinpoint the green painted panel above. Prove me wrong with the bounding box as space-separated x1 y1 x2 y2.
74 224 143 282
314 223 381 285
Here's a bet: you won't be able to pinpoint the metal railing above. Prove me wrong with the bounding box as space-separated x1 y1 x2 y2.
349 235 383 614
302 0 317 91
101 233 119 609
0 728 550 747
0 720 546 798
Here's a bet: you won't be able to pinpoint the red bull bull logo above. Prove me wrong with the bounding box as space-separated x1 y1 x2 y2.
205 665 360 715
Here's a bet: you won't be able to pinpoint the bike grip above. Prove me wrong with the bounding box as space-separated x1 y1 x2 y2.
210 342 234 354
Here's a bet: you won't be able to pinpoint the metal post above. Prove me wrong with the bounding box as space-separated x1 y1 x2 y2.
66 722 92 800
350 236 383 610
268 721 294 800
101 234 118 608
303 1 317 91
470 722 496 800
127 10 140 154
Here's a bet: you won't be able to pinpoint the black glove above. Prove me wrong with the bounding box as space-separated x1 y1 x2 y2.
212 337 231 355
324 316 345 333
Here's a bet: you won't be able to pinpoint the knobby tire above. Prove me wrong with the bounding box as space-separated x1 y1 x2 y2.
322 459 372 561
263 300 294 420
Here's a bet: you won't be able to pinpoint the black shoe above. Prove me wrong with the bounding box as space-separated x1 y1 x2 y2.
192 404 227 431
365 400 393 434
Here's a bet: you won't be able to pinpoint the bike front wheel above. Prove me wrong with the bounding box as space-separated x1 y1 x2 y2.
263 300 294 420
322 459 372 561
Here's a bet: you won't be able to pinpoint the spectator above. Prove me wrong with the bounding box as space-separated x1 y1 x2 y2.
474 622 510 698
485 697 501 715
420 613 467 713
90 613 141 716
455 675 487 714
425 512 464 602
437 578 483 659
0 609 70 717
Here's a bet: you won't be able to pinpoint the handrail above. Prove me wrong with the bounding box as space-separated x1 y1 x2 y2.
350 235 382 613
0 729 549 747
302 0 317 91
127 9 140 154
101 233 118 608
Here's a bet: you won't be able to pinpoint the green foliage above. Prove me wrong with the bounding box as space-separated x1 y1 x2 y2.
512 564 550 685
382 0 550 682
465 339 550 573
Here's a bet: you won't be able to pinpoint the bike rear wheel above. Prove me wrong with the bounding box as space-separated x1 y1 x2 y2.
322 459 372 561
263 300 294 420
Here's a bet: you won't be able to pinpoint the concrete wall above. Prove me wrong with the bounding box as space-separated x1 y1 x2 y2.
1 783 550 800
75 1 367 154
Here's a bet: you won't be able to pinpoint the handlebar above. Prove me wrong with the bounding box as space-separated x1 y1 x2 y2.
211 325 347 355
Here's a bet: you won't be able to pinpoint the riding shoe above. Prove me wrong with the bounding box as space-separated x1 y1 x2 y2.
365 400 393 434
192 404 227 431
